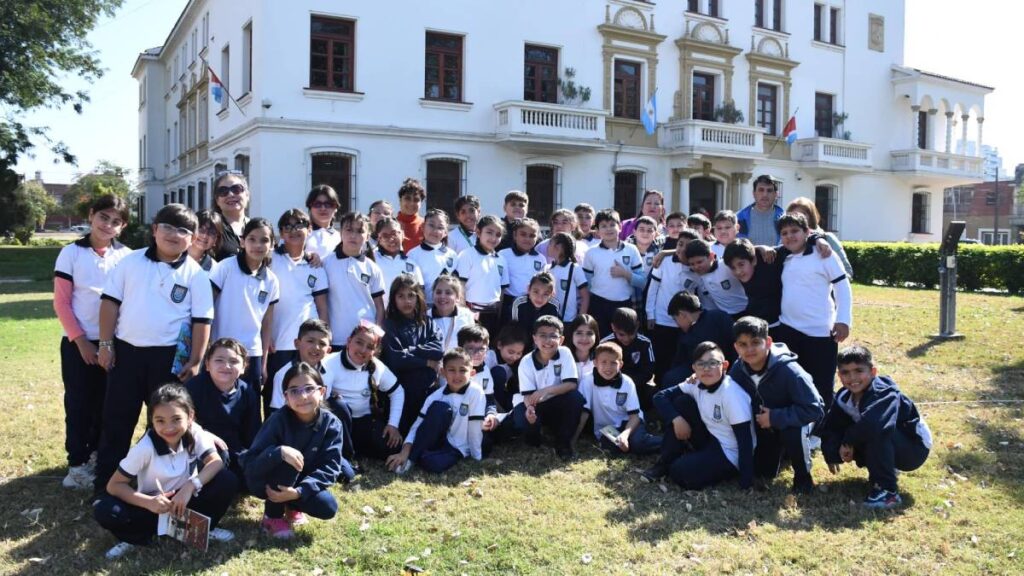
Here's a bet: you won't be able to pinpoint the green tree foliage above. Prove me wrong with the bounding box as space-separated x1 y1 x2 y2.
62 161 133 218
19 181 57 229
0 180 42 243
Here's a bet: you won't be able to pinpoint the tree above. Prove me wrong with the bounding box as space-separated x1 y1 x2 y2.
0 183 41 243
19 180 57 230
63 161 133 218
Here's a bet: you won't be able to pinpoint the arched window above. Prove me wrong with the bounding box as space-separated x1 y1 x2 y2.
614 170 645 218
425 158 465 219
814 184 839 232
311 152 354 213
525 164 560 225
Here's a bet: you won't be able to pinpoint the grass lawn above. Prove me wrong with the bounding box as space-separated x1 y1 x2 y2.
0 246 1021 575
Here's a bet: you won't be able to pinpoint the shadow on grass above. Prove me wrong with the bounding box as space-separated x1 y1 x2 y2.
0 296 53 321
905 335 965 359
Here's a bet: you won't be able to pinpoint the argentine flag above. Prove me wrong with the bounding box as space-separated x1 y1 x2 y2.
641 90 657 135
210 68 226 105
783 115 798 145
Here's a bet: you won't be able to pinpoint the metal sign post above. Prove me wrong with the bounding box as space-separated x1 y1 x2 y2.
937 221 966 339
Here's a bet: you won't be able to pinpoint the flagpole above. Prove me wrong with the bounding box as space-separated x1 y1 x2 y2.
201 57 247 117
767 106 799 157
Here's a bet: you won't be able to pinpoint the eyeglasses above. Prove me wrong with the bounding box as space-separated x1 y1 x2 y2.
310 201 337 210
464 346 488 355
694 360 724 370
157 222 194 238
215 184 246 197
535 332 561 341
285 384 322 398
281 221 310 232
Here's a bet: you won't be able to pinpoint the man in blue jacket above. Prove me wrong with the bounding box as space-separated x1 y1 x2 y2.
728 316 823 493
736 175 784 246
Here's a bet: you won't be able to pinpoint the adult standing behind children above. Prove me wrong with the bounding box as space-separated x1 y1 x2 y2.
619 190 666 240
737 175 784 247
212 170 251 261
396 178 426 252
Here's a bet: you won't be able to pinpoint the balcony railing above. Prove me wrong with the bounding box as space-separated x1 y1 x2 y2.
890 149 984 179
661 119 764 157
494 100 606 149
792 137 873 171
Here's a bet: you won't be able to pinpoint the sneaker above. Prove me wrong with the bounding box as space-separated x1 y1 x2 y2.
209 527 235 542
807 435 822 453
86 452 98 474
285 509 308 526
863 486 902 509
791 480 815 495
261 516 294 540
556 447 578 462
394 459 413 475
104 542 134 560
63 464 95 490
639 463 667 483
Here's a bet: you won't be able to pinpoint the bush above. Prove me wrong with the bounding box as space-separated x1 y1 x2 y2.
844 241 1024 294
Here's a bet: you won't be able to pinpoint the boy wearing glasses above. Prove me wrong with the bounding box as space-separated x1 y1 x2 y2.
93 204 214 494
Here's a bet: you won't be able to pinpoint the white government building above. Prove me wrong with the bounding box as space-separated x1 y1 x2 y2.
133 0 993 242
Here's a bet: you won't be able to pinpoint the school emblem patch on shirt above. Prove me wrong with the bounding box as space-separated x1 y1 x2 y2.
497 265 504 276
405 262 415 272
533 261 543 271
720 280 731 290
683 279 693 289
713 404 723 421
560 280 569 290
553 364 562 377
631 351 641 364
615 392 628 406
446 257 455 268
482 378 489 388
622 255 631 265
307 275 317 288
361 388 371 397
170 284 188 303
645 256 653 267
459 403 469 416
258 290 268 304
360 273 370 284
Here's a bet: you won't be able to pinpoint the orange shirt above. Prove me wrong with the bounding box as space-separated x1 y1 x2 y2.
397 212 424 253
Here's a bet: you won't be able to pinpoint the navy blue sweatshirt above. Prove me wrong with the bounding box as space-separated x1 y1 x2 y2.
489 361 519 412
185 373 261 460
602 333 656 388
813 375 931 465
671 308 738 373
240 407 344 500
728 343 824 431
381 316 444 391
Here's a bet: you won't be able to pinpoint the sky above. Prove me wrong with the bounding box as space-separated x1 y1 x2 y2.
13 0 1024 184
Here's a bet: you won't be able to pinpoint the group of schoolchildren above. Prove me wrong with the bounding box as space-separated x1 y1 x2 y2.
53 172 932 560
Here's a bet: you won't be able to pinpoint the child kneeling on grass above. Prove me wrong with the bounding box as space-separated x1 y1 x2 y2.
813 346 932 509
94 384 238 560
386 348 486 474
242 362 344 540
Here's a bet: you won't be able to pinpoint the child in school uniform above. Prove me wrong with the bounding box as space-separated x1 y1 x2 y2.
210 218 280 411
645 228 702 384
94 204 214 493
367 200 393 249
459 326 508 455
643 342 755 490
267 209 329 389
536 209 587 264
545 232 590 323
54 194 132 489
814 346 931 509
304 185 342 260
496 190 529 252
510 272 559 338
488 324 528 416
711 210 740 258
242 363 345 540
374 216 425 303
601 308 656 416
518 316 586 460
687 213 713 242
455 214 508 341
578 342 662 456
186 209 222 272
396 178 426 252
661 291 737 388
386 348 486 474
574 203 600 248
728 316 824 494
324 212 386 349
382 275 445 434
407 209 458 306
662 211 687 251
446 195 480 255
186 338 261 481
499 217 547 322
428 274 476 353
582 209 644 336
685 239 748 318
94 384 238 559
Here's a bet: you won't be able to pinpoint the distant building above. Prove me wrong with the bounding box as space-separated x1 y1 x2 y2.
19 171 75 229
943 180 1015 244
956 142 1007 179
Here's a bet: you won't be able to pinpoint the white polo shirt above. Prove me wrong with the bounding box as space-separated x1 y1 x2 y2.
102 247 214 348
446 225 477 256
407 242 457 305
535 238 589 265
325 350 404 429
269 356 340 409
117 424 216 495
323 248 386 346
211 254 281 356
305 226 341 260
582 241 643 302
374 248 424 303
54 236 132 340
269 248 328 352
455 245 508 306
780 244 853 337
499 246 548 297
547 261 589 322
646 255 703 327
680 376 755 468
516 346 579 406
699 259 748 315
428 306 476 352
406 381 486 459
711 241 727 259
579 373 642 439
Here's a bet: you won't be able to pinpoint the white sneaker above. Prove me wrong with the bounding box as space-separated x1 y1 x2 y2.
104 542 134 560
63 464 95 490
394 460 412 475
86 452 98 474
807 435 822 452
209 527 235 542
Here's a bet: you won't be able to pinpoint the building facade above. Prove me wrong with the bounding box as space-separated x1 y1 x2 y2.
944 181 1017 245
133 0 993 242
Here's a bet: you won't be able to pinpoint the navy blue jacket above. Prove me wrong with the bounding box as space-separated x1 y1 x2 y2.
381 316 444 392
672 308 737 370
240 407 344 500
185 373 261 460
813 375 930 464
728 343 824 430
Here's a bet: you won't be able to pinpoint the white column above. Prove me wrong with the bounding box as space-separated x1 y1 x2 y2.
976 117 985 156
764 0 774 28
680 177 691 214
911 105 921 149
961 114 970 154
945 112 954 153
928 109 938 151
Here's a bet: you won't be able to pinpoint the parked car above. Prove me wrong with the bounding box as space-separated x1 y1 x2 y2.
69 225 90 234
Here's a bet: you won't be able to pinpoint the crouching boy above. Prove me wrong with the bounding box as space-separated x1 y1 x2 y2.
814 346 931 509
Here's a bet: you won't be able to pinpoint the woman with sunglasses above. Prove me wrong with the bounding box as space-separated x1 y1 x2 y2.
305 185 342 259
212 171 251 261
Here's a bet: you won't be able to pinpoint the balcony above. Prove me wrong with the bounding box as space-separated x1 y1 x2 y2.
494 100 607 152
661 119 764 159
890 149 984 180
791 137 873 173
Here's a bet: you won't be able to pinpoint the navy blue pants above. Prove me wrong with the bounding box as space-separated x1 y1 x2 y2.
265 350 295 393
754 423 813 487
94 340 177 492
399 378 435 436
597 421 663 456
61 337 106 466
855 427 930 492
772 323 837 408
246 461 338 520
523 390 586 452
482 404 528 456
94 468 238 545
588 294 631 339
329 398 398 461
242 355 266 415
653 387 739 489
650 325 681 388
408 401 463 473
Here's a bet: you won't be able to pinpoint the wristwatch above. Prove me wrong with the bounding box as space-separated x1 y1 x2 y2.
98 340 114 349
190 476 203 494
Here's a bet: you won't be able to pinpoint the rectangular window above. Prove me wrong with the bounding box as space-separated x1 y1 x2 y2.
198 93 208 143
708 0 719 18
911 192 930 234
830 7 840 44
191 29 198 63
815 185 839 232
241 22 252 95
310 16 354 92
692 72 716 121
426 159 464 218
613 59 641 119
757 84 778 136
755 0 765 27
773 0 783 31
525 165 557 225
425 32 463 102
524 44 558 103
917 110 928 150
613 172 642 219
311 153 352 213
234 154 250 179
687 0 698 12
813 4 824 41
187 185 195 209
202 13 209 48
220 45 230 110
814 92 833 138
198 181 207 209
